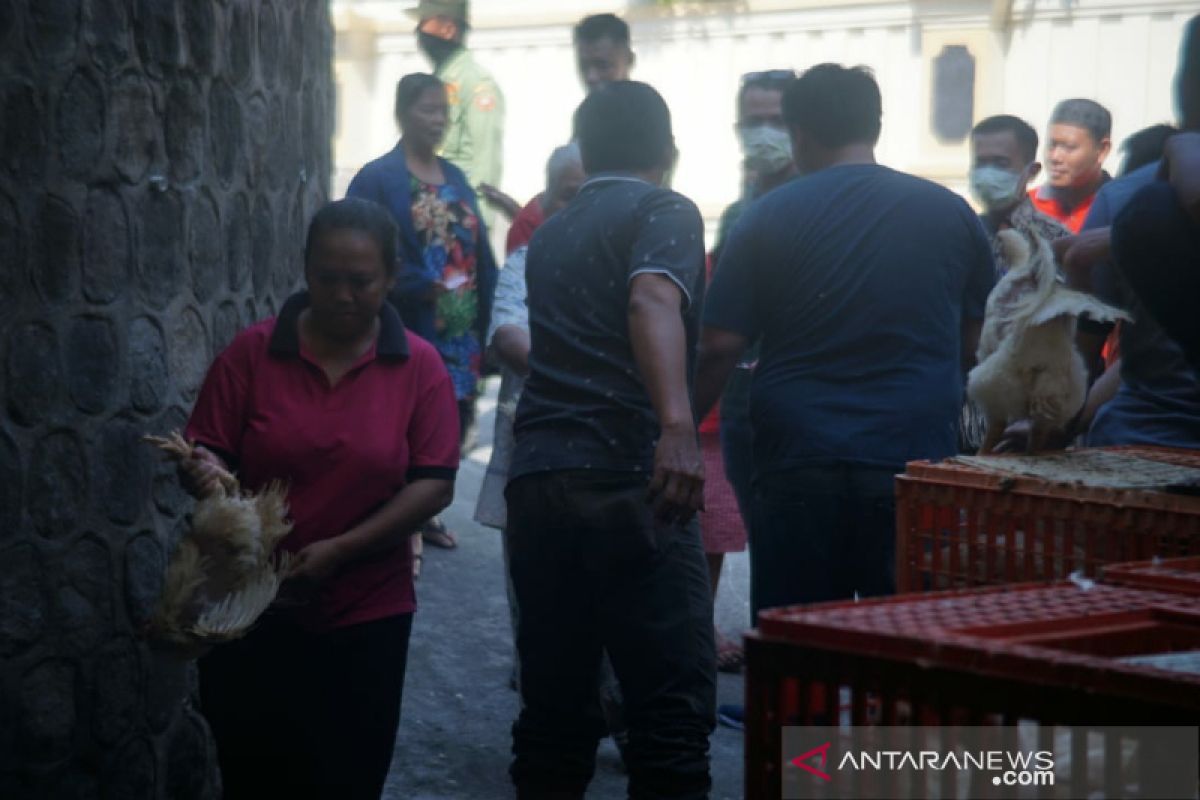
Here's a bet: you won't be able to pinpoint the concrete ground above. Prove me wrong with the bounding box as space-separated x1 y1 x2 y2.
384 377 751 800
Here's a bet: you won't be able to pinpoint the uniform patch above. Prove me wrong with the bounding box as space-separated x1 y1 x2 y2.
446 82 460 106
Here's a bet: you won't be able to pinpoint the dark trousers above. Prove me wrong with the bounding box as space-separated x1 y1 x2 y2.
506 470 717 800
749 466 897 618
199 613 413 800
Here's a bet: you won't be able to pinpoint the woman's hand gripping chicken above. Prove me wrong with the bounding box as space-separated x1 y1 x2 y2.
142 431 293 656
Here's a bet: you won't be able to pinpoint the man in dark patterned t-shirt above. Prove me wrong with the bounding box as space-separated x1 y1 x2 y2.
506 81 716 799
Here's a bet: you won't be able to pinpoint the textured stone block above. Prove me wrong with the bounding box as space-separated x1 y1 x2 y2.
208 81 243 187
19 658 78 764
33 194 81 305
251 193 273 293
81 188 131 305
2 83 46 180
165 709 214 800
127 316 169 415
58 534 114 653
28 431 87 539
0 188 21 308
0 542 46 655
29 0 80 65
6 321 61 426
102 736 156 800
165 77 205 185
136 188 184 309
57 69 105 181
109 75 158 184
182 0 215 76
0 432 21 539
65 316 119 415
188 191 223 303
91 638 141 746
134 0 179 76
123 532 163 626
84 0 131 75
166 306 209 403
95 417 152 526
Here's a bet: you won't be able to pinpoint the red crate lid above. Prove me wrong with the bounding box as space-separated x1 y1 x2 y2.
1104 557 1200 596
757 582 1200 706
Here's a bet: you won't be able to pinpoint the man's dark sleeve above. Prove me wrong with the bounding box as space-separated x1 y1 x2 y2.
627 190 706 308
703 212 759 339
962 211 996 320
1112 180 1200 369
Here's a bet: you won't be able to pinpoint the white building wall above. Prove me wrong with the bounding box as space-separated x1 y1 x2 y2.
333 0 1194 242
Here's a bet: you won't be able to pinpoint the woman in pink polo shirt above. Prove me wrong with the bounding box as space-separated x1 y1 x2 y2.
179 198 460 800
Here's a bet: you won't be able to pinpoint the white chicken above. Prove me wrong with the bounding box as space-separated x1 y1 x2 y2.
967 230 1131 454
143 431 293 657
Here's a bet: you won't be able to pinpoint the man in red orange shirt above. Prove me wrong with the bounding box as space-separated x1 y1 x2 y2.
1029 98 1112 232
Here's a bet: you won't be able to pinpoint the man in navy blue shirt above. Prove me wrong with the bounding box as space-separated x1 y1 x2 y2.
694 64 994 615
506 81 715 799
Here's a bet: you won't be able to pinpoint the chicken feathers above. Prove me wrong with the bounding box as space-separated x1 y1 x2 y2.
143 432 292 657
967 230 1130 454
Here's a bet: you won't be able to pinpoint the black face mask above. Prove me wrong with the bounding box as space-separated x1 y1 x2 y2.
417 31 461 65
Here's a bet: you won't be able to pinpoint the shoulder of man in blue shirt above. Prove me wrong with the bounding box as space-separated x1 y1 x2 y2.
1082 161 1159 230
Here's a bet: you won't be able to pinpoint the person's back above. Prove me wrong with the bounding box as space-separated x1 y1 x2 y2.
505 81 715 800
713 163 992 471
512 177 705 476
696 64 993 616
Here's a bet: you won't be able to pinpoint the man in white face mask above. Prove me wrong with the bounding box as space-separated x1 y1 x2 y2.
969 114 1071 275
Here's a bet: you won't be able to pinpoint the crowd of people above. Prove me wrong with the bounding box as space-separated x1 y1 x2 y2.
174 1 1200 797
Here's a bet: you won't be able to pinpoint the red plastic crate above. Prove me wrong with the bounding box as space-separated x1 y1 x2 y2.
896 447 1200 592
1103 556 1200 596
746 582 1200 800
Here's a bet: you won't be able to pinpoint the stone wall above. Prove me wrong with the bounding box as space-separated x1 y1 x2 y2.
0 1 333 796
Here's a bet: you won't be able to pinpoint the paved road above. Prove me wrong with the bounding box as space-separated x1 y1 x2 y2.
384 378 751 799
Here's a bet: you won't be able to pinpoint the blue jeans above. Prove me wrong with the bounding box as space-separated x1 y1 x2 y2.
749 465 897 618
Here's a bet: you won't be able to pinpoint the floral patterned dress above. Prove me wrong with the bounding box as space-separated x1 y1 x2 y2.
410 176 484 401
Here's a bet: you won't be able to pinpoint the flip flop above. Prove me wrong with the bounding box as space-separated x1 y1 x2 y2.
421 517 458 549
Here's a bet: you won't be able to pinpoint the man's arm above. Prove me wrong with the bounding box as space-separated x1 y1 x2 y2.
492 326 530 376
1162 131 1200 225
465 79 505 189
693 327 748 424
628 273 704 523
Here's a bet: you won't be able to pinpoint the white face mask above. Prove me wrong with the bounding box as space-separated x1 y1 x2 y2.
739 125 794 176
969 164 1030 210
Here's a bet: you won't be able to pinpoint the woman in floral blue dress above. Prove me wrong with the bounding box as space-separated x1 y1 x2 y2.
348 73 497 551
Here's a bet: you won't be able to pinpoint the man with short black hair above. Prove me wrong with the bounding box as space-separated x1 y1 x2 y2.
573 13 636 92
1029 98 1112 231
694 63 994 615
506 81 715 799
969 114 1071 275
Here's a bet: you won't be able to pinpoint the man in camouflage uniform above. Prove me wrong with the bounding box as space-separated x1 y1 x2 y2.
410 0 504 205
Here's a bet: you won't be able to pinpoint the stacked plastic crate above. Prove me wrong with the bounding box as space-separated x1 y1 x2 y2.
745 448 1200 799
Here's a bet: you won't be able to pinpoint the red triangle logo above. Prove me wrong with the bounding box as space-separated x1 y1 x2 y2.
790 741 832 781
